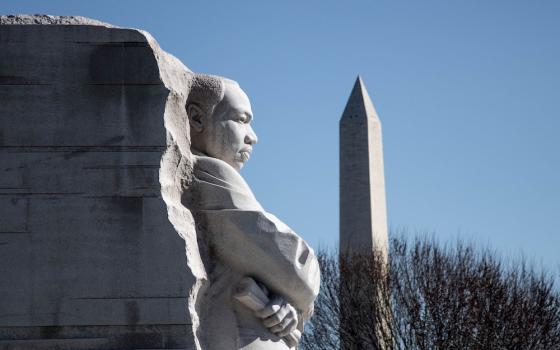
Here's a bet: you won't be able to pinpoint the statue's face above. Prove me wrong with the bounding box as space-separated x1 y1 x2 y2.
203 83 258 171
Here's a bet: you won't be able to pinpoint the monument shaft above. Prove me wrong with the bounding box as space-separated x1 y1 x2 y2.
339 76 388 256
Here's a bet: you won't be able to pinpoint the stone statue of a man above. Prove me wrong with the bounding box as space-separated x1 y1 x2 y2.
182 74 320 350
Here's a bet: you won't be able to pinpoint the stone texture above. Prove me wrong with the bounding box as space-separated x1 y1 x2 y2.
0 14 113 26
339 76 388 255
1 14 319 350
181 76 320 349
0 15 196 349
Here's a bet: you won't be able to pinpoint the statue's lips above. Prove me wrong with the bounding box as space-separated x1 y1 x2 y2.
239 150 251 162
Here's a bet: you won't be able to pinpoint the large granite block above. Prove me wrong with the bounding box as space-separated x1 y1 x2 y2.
0 15 195 349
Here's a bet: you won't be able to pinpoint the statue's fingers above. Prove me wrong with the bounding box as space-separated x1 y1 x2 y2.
270 313 294 334
276 319 298 337
263 304 289 328
255 297 283 319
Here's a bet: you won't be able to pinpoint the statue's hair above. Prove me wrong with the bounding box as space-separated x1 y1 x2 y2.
186 73 240 118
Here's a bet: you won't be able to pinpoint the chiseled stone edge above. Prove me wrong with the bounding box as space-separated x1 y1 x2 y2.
0 14 205 349
143 27 209 350
0 14 115 26
0 14 114 28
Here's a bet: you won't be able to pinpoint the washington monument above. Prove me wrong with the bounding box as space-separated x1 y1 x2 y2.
339 76 388 256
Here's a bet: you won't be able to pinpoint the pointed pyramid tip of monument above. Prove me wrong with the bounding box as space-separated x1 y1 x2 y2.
353 75 371 97
353 75 365 91
341 75 380 122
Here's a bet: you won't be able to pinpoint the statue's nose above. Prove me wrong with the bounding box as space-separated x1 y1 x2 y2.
245 125 258 145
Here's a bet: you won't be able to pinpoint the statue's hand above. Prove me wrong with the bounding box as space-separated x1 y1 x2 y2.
256 295 299 337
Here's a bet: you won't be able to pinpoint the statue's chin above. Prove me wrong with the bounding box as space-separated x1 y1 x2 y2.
232 156 249 172
222 159 243 172
233 161 244 172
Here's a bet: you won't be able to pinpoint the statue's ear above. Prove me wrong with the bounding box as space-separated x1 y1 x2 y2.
187 103 204 132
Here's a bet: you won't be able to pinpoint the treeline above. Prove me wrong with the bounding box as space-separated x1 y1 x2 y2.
300 236 560 350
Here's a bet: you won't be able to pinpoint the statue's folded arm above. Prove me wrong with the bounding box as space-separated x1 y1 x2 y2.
200 209 320 312
183 155 320 313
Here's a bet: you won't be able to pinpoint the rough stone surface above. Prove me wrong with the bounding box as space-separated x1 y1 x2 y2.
0 14 114 26
0 15 196 349
339 76 388 255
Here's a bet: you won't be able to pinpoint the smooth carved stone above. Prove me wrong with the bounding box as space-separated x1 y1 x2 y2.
180 75 320 349
0 14 195 349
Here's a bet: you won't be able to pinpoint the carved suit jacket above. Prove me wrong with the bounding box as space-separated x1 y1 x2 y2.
183 154 320 349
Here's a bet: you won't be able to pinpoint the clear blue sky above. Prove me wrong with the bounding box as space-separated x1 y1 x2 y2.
3 1 559 268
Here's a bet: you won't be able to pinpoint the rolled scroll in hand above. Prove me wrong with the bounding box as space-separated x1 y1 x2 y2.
234 277 301 348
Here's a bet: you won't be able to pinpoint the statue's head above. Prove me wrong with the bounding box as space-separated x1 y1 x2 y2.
186 74 258 171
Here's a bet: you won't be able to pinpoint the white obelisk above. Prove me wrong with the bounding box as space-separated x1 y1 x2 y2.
339 76 388 256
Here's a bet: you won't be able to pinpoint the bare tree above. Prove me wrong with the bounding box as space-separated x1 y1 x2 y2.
300 236 560 350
